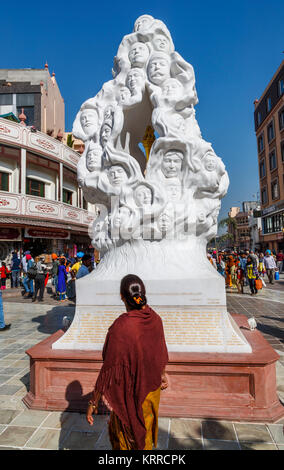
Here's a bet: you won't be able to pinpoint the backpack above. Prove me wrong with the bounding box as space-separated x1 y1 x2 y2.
27 262 37 280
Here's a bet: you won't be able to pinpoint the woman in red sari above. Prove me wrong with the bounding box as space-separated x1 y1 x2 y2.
86 274 169 450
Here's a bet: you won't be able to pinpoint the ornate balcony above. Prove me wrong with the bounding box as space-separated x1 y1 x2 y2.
0 117 80 170
0 191 96 229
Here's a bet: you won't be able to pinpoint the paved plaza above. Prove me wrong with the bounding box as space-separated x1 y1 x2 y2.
0 279 283 450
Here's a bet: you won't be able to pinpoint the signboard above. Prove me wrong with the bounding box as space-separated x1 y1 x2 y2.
24 228 70 240
0 227 21 241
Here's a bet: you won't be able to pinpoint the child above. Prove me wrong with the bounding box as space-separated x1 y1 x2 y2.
0 262 10 290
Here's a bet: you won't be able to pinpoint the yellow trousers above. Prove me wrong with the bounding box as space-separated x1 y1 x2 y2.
108 387 160 450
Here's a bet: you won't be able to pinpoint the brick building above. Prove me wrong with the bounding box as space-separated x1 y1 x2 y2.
254 60 284 252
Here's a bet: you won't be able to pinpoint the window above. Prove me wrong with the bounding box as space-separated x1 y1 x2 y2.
26 178 45 197
279 107 284 130
0 171 9 191
257 111 261 126
269 149 277 170
0 94 13 105
266 97 272 113
258 134 264 153
267 122 275 142
263 213 284 234
281 141 284 162
261 187 267 204
63 189 73 205
279 79 284 96
259 160 266 178
16 94 35 126
271 180 279 200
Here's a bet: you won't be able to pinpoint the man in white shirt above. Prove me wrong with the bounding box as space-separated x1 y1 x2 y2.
264 250 277 284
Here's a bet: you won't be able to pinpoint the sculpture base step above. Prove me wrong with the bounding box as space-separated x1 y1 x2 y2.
23 314 284 422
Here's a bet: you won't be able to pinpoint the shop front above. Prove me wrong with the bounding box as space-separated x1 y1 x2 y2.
0 226 22 261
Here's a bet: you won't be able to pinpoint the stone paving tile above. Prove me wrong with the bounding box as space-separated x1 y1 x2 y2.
41 411 77 429
168 437 203 450
71 412 107 433
0 376 11 386
268 424 284 444
202 420 236 441
234 423 272 442
239 442 278 450
93 428 112 450
0 384 23 395
0 368 27 376
203 439 240 450
170 418 202 438
156 417 170 449
24 428 62 450
0 396 26 411
0 409 22 424
10 410 50 427
0 426 36 447
61 429 102 450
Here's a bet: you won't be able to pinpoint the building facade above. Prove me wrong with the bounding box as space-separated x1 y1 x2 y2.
254 60 284 252
0 65 64 137
227 201 261 251
0 117 96 260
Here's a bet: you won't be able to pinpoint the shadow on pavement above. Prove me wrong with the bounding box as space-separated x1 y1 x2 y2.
31 305 75 335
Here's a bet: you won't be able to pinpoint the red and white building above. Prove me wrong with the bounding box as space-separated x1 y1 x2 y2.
0 117 96 260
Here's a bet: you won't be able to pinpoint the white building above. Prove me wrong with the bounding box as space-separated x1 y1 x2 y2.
0 117 96 260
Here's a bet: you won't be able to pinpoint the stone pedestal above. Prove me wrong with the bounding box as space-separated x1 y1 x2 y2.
52 243 252 354
23 314 284 422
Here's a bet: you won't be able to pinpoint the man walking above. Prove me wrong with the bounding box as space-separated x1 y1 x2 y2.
11 251 21 288
264 250 277 284
276 250 284 273
32 257 47 302
22 252 34 298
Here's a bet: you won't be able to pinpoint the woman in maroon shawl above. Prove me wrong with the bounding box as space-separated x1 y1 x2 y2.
86 274 169 450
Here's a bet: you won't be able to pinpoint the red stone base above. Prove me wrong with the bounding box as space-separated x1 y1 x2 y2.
23 314 284 422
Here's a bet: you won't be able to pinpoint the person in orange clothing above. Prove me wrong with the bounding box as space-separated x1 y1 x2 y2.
225 255 234 287
0 262 10 290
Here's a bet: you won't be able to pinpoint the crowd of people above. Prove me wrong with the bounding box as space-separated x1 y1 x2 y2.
207 248 283 296
0 250 96 303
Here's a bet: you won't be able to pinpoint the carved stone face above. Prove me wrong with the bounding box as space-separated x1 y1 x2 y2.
126 68 145 94
148 54 171 86
113 206 131 228
134 15 153 32
166 183 182 201
100 123 112 147
129 42 149 68
204 154 217 172
162 78 183 101
86 145 102 172
152 34 170 54
108 165 128 187
134 185 152 206
161 150 183 178
118 86 131 104
80 109 98 137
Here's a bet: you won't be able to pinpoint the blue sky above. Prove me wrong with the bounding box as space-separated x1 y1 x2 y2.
2 0 284 222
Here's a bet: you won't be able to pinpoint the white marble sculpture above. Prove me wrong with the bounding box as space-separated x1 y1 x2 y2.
53 15 251 353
